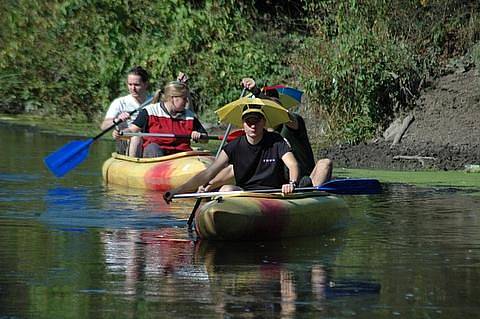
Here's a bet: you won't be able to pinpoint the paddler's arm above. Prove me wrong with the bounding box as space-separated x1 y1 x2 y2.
192 117 208 143
101 111 131 130
199 165 234 192
112 124 141 140
113 109 146 139
163 150 230 203
281 151 300 195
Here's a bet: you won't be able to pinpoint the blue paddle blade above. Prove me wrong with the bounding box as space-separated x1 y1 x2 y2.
44 139 94 177
325 281 381 298
276 87 303 103
317 178 382 194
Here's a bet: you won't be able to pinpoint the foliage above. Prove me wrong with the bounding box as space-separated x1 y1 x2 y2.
472 42 480 68
293 0 480 144
293 1 418 143
1 0 480 144
0 1 60 114
0 0 294 123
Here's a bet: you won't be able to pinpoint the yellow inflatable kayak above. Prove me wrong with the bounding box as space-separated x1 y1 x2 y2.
194 191 349 240
102 150 215 191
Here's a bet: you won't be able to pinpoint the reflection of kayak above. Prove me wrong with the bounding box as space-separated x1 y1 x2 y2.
195 192 349 240
195 235 343 265
102 151 215 191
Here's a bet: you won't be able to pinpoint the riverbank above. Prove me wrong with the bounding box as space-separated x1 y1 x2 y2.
0 113 101 137
337 168 480 194
1 117 478 192
316 67 480 172
3 66 478 173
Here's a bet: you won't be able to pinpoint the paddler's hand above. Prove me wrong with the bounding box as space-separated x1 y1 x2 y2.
163 191 174 204
241 78 256 91
115 112 130 123
177 71 188 84
112 129 122 140
197 182 213 193
281 181 296 195
191 131 203 142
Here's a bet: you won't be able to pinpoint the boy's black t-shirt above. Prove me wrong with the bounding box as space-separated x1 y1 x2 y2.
223 131 291 190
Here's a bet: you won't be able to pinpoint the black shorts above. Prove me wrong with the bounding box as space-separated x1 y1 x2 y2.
298 175 313 187
115 140 128 155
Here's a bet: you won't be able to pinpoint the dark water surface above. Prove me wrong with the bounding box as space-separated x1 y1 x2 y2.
0 123 479 318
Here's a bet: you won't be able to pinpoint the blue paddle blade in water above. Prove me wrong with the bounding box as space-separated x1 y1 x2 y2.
44 139 94 177
318 178 382 194
325 281 381 298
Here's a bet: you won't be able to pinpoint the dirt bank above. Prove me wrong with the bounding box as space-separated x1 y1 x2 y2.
317 68 480 171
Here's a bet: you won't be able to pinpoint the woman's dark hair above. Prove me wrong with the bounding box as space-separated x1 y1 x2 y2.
127 66 149 83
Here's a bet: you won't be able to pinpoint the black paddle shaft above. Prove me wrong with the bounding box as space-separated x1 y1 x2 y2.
93 96 153 141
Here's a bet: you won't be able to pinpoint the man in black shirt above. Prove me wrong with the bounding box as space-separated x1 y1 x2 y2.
163 102 300 202
241 78 332 187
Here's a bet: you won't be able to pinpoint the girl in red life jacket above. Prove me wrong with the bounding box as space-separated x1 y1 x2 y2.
114 81 208 157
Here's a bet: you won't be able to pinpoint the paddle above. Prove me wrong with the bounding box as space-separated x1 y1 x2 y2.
44 97 153 177
120 130 245 142
173 178 382 200
186 88 247 230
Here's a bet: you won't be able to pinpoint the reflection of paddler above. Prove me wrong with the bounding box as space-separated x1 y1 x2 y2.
194 237 343 287
195 239 330 317
195 237 379 319
101 229 141 293
141 229 195 275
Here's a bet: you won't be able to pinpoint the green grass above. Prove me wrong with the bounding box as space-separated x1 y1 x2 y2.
336 168 480 193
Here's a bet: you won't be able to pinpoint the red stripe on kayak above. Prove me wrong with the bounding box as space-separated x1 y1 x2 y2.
253 199 289 237
144 161 174 191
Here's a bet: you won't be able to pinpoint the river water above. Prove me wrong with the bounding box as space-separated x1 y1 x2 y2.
0 122 479 318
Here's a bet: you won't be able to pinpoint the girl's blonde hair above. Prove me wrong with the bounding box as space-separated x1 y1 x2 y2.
152 81 188 103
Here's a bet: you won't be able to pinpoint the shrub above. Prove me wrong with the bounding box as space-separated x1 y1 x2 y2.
293 2 418 143
0 0 295 124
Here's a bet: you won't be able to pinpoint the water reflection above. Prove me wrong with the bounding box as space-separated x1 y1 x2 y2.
1 122 480 318
103 183 196 214
99 228 381 317
41 186 192 231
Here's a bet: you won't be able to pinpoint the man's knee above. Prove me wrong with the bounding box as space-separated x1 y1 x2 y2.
115 140 128 155
219 185 242 192
298 176 313 187
316 158 332 170
128 136 142 157
310 158 333 186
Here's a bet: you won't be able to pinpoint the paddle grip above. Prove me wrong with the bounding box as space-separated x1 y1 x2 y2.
93 97 153 141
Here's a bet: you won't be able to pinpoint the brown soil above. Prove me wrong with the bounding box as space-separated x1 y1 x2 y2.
316 68 480 171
